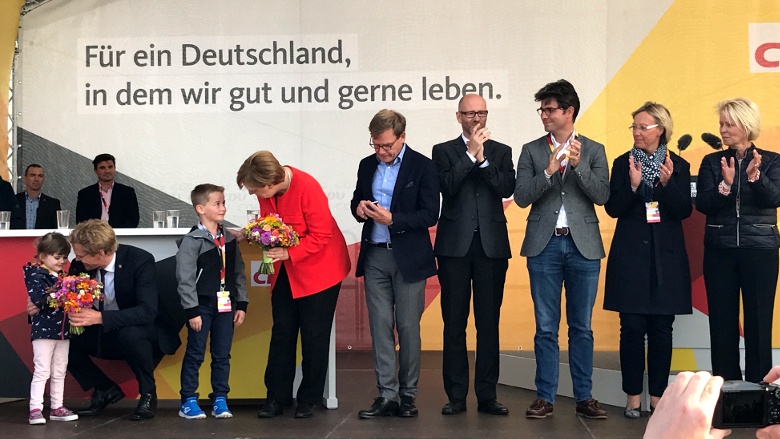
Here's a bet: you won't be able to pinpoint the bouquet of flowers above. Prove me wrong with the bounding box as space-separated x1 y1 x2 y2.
47 273 103 335
244 213 300 274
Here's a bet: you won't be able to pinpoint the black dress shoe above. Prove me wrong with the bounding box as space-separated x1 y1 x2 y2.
258 399 284 418
399 396 418 418
76 385 125 416
131 392 157 421
478 399 509 416
441 400 467 415
295 402 314 418
358 397 399 419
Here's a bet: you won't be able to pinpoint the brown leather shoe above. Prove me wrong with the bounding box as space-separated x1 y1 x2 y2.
525 398 553 418
576 398 607 419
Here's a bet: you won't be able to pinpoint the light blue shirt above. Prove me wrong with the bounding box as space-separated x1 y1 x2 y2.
370 145 406 244
25 193 40 229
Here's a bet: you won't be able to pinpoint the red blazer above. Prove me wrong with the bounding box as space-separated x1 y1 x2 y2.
258 166 350 298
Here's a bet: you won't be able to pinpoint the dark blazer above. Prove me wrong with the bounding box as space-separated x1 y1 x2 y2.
432 137 515 259
76 182 140 228
514 134 610 259
1 178 24 229
69 244 181 355
350 145 440 283
603 150 692 315
15 192 61 229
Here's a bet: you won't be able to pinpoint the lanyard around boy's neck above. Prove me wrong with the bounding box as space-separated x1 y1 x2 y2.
200 223 226 291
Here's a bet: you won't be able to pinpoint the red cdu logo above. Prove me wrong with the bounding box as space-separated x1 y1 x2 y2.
750 23 780 72
249 261 271 286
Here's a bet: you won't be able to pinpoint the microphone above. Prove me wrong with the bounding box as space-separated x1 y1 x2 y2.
701 133 723 150
677 134 692 153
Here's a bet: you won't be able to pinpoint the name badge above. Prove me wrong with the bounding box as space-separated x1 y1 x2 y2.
217 290 232 313
646 201 661 223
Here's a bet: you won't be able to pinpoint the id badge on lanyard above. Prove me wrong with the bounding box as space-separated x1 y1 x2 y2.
213 232 232 313
646 201 661 223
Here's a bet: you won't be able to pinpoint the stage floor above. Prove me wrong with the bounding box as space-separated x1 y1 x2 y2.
0 351 757 439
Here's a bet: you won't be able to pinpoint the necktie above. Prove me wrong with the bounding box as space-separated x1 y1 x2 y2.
99 269 111 309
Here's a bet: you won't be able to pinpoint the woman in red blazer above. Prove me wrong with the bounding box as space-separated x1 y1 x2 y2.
237 150 350 419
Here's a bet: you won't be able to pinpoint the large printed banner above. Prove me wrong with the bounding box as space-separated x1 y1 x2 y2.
5 0 780 379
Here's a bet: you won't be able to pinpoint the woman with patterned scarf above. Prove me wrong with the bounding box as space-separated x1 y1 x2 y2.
603 102 693 419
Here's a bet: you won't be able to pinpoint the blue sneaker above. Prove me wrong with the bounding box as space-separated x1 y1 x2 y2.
179 397 206 419
212 396 233 418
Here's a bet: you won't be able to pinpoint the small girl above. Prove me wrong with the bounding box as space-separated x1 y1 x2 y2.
24 232 78 425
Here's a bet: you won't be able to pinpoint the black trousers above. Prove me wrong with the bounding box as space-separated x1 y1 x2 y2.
619 313 675 397
264 265 340 406
438 230 508 403
67 323 159 395
703 247 778 382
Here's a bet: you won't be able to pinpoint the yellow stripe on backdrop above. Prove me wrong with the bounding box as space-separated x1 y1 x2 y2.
0 1 24 181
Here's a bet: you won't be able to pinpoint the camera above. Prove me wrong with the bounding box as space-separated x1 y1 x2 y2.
712 381 780 428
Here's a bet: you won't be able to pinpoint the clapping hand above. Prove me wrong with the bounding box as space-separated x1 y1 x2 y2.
547 144 566 176
629 155 643 190
747 149 762 182
721 157 736 186
659 155 674 187
568 137 582 168
468 127 490 163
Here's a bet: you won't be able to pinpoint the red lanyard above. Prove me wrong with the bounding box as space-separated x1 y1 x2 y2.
213 232 226 289
100 190 110 218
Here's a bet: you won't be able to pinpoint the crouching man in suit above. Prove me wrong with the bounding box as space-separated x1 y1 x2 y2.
65 219 179 420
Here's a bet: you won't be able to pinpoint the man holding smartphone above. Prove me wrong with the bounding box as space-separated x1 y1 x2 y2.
350 109 440 419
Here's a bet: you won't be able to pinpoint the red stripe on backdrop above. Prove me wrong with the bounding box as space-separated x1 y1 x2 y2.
0 237 39 321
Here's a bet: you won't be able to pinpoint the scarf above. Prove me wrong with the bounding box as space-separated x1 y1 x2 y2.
630 143 667 187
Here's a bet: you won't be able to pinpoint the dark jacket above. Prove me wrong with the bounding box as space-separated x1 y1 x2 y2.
25 263 71 340
351 145 440 283
1 178 24 229
176 225 248 320
433 137 515 259
69 244 181 355
76 182 140 228
15 192 61 229
603 150 692 315
695 145 780 249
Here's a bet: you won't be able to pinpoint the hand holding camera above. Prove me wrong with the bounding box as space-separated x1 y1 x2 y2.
644 371 730 439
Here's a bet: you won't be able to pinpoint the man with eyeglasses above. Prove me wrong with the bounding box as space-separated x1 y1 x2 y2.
432 93 515 416
514 79 610 420
350 109 440 419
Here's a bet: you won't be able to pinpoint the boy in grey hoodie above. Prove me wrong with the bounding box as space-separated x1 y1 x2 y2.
176 183 248 419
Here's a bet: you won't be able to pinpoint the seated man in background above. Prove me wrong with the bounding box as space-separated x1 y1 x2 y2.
0 174 24 229
76 153 139 228
16 164 61 229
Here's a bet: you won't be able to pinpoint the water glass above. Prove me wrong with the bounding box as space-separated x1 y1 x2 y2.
152 211 166 228
56 210 70 229
247 209 259 224
0 211 9 230
166 210 180 228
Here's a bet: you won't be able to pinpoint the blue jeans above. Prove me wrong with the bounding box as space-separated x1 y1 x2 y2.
180 304 235 402
527 234 601 403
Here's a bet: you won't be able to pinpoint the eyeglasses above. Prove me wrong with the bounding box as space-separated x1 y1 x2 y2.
629 124 659 132
537 106 563 116
369 137 399 151
459 110 489 119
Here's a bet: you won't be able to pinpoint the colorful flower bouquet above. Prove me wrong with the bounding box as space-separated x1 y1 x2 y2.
47 273 103 335
244 213 300 274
